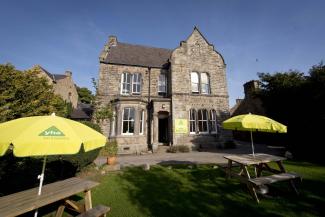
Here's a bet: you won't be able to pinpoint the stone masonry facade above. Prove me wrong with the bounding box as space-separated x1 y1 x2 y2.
97 27 231 154
33 65 79 108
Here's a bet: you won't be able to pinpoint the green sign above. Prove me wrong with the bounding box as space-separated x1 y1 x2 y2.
175 119 188 134
39 126 65 137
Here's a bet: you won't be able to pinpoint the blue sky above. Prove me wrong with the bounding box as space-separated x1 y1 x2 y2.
0 0 324 106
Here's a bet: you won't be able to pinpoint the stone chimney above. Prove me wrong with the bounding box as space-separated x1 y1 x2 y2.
65 71 72 77
108 35 117 47
244 80 260 98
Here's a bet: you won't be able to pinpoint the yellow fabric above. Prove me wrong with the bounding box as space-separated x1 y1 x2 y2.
222 113 287 133
0 115 107 157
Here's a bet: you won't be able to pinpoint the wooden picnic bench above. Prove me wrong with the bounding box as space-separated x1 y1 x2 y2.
0 177 99 217
224 153 302 203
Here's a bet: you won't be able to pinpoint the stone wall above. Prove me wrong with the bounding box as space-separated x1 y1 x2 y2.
170 28 231 148
53 73 78 108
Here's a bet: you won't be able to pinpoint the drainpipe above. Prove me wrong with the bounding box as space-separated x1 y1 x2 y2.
147 67 152 150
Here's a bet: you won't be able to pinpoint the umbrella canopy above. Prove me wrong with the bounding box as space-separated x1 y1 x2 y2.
0 113 106 157
0 113 106 217
222 113 287 133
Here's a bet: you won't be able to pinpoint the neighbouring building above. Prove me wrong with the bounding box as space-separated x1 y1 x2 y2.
230 80 266 116
97 27 231 154
33 65 79 108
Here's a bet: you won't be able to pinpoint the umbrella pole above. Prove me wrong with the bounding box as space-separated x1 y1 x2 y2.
250 130 255 156
34 156 47 217
250 130 257 177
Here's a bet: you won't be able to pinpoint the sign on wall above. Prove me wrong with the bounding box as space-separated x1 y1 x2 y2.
174 119 188 134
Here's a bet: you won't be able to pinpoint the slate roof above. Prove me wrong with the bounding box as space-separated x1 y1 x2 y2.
53 74 67 80
102 42 173 68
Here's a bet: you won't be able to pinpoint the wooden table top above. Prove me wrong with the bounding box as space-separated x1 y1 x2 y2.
224 153 286 166
0 177 99 217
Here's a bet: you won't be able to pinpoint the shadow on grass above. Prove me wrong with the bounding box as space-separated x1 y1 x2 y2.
117 163 325 217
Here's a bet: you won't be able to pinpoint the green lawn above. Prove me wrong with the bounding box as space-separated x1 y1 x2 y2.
88 161 325 217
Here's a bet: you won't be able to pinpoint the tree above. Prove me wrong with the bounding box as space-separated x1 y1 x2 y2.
76 86 94 104
0 63 69 122
256 63 325 162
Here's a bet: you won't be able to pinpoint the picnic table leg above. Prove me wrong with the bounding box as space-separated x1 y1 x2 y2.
276 161 299 195
55 205 65 217
227 160 233 179
242 165 259 203
84 190 93 211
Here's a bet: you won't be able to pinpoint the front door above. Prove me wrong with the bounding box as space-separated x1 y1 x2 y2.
158 117 169 143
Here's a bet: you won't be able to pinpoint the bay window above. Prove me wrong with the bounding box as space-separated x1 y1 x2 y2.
122 107 135 135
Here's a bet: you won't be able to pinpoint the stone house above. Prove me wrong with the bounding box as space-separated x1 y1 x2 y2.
97 27 231 154
33 65 79 108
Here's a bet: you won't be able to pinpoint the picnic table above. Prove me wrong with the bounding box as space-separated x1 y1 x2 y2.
224 153 301 203
0 177 99 217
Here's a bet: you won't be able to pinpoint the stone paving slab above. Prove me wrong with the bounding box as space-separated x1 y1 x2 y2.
94 142 284 167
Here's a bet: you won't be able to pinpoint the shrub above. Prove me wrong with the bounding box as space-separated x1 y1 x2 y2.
224 140 237 149
100 140 118 157
168 146 178 153
79 121 102 133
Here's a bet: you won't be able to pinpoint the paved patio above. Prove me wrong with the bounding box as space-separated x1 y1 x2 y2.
95 141 286 167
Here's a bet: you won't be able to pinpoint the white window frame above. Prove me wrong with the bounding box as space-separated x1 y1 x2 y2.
121 72 132 95
209 109 217 134
122 107 135 135
158 73 167 94
189 109 196 134
110 111 116 137
132 73 141 94
191 72 199 93
198 109 209 134
201 73 210 94
139 110 144 135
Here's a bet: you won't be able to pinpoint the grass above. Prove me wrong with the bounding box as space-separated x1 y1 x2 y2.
86 161 325 217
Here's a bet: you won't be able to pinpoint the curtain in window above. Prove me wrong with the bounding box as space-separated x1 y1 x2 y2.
198 109 208 132
122 107 135 134
191 72 199 93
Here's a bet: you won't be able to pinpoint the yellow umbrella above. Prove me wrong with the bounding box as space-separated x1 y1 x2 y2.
222 113 287 155
0 113 106 217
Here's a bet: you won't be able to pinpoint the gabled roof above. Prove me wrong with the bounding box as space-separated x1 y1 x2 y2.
101 42 172 68
36 65 55 80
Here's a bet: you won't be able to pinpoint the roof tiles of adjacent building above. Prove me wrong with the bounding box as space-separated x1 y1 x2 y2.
101 42 173 68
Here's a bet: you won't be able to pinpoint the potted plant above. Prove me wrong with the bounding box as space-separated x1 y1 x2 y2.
101 140 118 165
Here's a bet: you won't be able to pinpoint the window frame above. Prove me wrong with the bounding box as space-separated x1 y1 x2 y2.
139 110 144 135
189 109 197 134
201 73 210 95
158 73 167 95
121 72 132 95
122 107 135 135
197 109 209 134
132 73 142 94
209 109 217 134
191 72 200 93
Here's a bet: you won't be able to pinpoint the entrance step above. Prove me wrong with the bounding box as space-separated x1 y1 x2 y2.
157 145 170 154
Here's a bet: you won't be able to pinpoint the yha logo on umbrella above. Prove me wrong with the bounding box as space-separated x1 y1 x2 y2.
39 126 65 137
